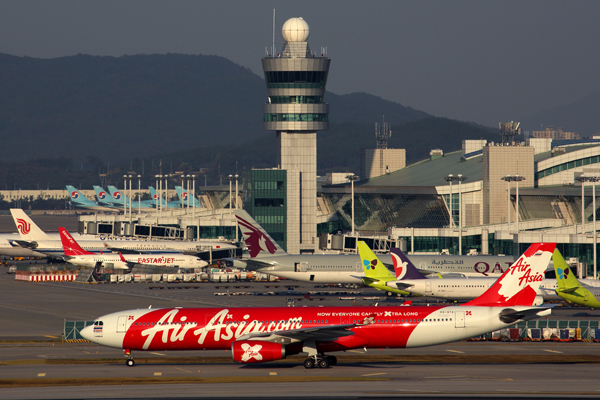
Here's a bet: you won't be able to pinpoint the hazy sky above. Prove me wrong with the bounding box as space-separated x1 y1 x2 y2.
0 0 598 127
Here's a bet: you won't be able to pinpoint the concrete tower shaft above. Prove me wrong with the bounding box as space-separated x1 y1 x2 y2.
261 17 330 253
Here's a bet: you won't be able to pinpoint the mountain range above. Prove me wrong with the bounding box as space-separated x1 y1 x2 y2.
0 52 596 187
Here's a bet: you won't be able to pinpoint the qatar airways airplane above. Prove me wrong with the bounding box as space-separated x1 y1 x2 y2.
81 242 556 369
230 210 514 281
59 228 208 270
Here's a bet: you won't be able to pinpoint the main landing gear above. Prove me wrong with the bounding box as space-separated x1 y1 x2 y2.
124 349 135 367
303 354 337 369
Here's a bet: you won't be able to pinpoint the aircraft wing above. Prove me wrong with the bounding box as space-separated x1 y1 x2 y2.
104 245 149 255
234 258 279 271
556 287 580 295
394 282 415 290
237 319 375 344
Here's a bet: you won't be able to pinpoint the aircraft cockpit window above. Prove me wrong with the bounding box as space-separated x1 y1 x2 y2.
94 321 104 326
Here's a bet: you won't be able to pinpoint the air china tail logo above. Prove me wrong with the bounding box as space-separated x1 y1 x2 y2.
241 343 263 362
391 252 408 279
113 192 122 200
236 216 278 257
71 191 79 199
16 218 31 235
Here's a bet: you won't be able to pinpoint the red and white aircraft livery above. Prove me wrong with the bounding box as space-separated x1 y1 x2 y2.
59 228 208 270
81 243 556 369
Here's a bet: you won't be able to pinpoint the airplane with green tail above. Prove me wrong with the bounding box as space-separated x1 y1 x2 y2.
554 249 600 308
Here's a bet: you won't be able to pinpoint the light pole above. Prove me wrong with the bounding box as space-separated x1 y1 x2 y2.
445 174 467 254
227 174 234 240
346 174 359 236
234 174 239 209
128 174 132 223
191 174 196 219
444 174 454 228
501 175 525 235
577 175 600 278
137 175 141 215
155 175 162 216
123 175 128 220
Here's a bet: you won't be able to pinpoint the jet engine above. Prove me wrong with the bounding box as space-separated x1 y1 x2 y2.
231 340 286 363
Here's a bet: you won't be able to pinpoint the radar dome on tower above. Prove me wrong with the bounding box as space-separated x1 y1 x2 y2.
282 17 310 42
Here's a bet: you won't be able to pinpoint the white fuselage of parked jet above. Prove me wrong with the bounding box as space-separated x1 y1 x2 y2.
66 253 208 270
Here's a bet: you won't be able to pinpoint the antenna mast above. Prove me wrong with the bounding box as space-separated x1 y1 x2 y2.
375 116 392 175
499 121 520 145
272 8 276 56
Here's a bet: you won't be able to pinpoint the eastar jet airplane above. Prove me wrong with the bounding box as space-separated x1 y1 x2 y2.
230 210 514 280
81 242 556 368
554 250 600 308
8 209 237 258
66 185 117 212
59 228 208 270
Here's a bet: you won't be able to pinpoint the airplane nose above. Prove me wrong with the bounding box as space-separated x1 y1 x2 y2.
80 324 94 341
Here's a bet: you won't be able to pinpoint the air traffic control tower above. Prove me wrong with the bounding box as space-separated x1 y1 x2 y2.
262 17 330 253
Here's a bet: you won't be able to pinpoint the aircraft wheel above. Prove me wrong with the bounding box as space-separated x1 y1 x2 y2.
386 292 393 297
303 358 315 369
327 356 337 366
318 358 330 369
126 359 135 367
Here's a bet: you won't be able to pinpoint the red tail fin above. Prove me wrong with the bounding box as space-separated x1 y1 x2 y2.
463 243 556 307
59 227 94 256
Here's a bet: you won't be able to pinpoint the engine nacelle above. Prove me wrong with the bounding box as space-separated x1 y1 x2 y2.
231 340 286 363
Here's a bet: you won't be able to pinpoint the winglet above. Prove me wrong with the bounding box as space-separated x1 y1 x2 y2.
463 243 556 307
118 252 127 263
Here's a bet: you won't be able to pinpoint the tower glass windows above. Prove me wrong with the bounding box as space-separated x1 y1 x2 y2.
270 96 322 104
250 170 288 251
264 113 328 122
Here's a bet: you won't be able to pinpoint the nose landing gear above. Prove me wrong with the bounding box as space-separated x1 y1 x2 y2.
124 349 135 367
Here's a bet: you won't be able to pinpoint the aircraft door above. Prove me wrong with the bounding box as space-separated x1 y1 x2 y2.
425 280 432 293
454 311 465 328
117 316 128 333
356 262 362 272
300 262 308 272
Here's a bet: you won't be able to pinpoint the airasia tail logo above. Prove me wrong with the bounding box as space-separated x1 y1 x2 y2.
508 257 544 286
16 218 31 235
241 343 263 362
236 216 278 257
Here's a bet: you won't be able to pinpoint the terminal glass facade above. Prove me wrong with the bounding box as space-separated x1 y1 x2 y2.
248 170 288 251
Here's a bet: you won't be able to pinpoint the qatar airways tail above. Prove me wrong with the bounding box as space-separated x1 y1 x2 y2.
81 242 556 369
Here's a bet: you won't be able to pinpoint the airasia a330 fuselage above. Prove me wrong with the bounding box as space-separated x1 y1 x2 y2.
82 305 548 358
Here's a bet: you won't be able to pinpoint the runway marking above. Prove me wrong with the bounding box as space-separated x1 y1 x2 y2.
154 372 162 376
543 349 563 353
445 350 465 353
397 389 440 393
150 352 167 356
44 335 58 339
37 373 46 377
82 351 90 354
362 373 387 376
269 372 277 376
425 375 468 379
173 367 191 373
348 350 366 354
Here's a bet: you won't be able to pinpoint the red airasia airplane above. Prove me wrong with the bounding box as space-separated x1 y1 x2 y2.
81 243 555 369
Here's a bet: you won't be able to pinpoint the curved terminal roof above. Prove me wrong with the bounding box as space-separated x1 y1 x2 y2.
356 150 483 188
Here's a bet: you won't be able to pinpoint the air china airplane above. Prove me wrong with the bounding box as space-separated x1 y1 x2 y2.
59 228 208 270
230 210 514 280
8 209 237 258
81 242 556 369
